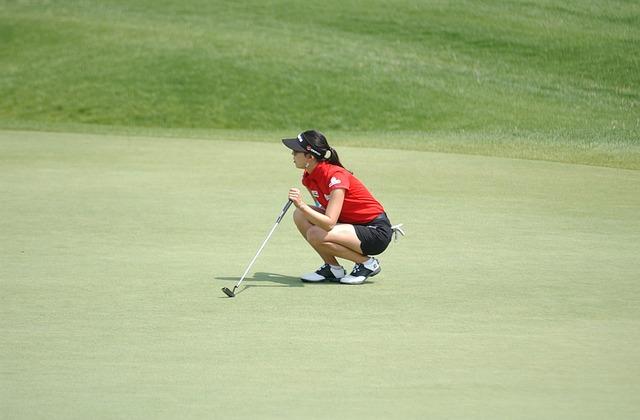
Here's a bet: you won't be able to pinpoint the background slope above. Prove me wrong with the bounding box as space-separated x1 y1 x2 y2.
1 0 638 167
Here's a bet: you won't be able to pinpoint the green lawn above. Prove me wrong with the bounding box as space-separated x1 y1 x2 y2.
1 130 639 418
1 0 639 167
2 0 639 417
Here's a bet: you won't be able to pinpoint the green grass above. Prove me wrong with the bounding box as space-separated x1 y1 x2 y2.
1 1 640 417
1 130 639 418
1 0 639 167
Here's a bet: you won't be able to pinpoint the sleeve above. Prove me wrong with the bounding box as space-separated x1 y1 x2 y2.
327 168 350 192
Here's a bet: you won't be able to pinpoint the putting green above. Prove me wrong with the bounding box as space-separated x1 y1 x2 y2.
1 130 639 419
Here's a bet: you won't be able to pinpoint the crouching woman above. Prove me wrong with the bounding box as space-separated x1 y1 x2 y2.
282 130 394 284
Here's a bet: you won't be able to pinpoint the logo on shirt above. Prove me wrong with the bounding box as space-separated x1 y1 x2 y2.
329 176 341 188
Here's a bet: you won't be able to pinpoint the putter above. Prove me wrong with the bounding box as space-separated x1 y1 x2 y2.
222 200 293 298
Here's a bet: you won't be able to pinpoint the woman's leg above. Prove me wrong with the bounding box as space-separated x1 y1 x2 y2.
293 208 339 265
293 206 315 239
293 208 367 265
305 224 368 264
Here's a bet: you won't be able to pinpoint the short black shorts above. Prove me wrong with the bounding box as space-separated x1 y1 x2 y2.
353 212 393 256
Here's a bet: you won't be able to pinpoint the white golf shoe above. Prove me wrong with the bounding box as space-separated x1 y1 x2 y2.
340 258 381 284
301 264 347 282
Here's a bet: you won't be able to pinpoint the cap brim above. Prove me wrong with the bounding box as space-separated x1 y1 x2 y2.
282 138 306 152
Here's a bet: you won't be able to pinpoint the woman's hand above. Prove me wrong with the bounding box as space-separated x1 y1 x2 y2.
288 188 305 208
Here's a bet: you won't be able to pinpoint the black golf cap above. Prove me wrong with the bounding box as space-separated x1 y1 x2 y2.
282 132 325 159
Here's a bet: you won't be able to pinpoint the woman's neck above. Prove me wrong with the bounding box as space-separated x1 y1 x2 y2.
305 160 320 173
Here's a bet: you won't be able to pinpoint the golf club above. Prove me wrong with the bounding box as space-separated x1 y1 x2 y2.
222 200 293 298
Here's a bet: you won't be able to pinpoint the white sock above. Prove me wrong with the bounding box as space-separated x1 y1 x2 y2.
363 258 378 270
329 264 344 274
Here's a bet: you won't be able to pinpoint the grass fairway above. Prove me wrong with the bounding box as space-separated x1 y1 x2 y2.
1 130 639 418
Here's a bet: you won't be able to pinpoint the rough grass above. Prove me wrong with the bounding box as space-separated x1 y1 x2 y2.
1 0 638 167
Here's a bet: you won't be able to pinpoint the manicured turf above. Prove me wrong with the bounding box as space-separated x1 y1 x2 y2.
1 130 639 418
2 0 638 417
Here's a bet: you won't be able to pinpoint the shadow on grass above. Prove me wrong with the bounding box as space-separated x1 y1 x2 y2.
216 272 375 297
216 272 302 296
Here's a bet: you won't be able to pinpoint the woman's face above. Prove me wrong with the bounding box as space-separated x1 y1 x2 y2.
292 151 308 169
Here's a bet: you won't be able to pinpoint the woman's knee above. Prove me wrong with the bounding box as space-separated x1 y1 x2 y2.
293 207 306 222
293 208 309 228
305 225 327 245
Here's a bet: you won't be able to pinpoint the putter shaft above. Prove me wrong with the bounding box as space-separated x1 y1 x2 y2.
223 200 293 297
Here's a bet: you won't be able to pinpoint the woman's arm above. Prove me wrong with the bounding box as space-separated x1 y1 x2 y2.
288 188 345 231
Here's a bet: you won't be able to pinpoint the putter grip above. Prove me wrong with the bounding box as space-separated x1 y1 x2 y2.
276 200 294 223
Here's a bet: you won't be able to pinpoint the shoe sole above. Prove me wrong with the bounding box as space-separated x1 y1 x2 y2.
339 267 381 284
300 276 345 283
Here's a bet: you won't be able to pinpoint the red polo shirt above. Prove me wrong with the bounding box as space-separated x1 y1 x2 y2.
302 162 384 224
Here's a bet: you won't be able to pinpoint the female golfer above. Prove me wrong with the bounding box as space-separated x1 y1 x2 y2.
282 130 393 284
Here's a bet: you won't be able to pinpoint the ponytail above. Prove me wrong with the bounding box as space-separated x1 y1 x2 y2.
300 130 352 173
326 147 343 167
326 147 352 173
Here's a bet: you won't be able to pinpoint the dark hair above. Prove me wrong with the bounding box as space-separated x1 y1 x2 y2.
300 130 347 169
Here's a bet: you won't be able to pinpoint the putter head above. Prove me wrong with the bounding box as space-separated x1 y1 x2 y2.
222 287 235 298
